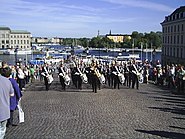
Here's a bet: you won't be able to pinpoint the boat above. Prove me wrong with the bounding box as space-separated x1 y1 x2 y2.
29 56 64 65
3 49 32 55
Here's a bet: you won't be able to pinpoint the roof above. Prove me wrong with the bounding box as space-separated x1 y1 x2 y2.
0 27 11 30
11 30 31 34
171 6 185 16
161 6 185 24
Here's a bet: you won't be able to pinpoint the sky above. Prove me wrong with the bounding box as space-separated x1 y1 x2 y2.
0 0 184 38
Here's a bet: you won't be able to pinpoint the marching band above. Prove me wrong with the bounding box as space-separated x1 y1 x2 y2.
39 57 145 93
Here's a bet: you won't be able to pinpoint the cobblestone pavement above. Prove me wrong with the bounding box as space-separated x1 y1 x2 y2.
5 74 185 139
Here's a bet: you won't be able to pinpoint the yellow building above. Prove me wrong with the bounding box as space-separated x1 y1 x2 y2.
106 34 131 43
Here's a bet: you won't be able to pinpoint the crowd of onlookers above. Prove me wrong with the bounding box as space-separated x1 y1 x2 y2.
0 61 46 139
148 63 185 94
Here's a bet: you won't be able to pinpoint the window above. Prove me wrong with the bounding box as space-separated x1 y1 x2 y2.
168 36 169 43
181 48 183 58
177 48 179 58
6 40 9 44
182 24 184 31
177 35 179 44
17 40 19 44
6 45 9 48
173 48 175 57
21 40 22 44
181 35 184 44
27 40 29 44
6 34 9 38
2 40 5 44
2 34 5 38
14 40 16 44
178 25 180 32
165 36 167 43
174 25 176 32
171 26 173 32
180 12 183 18
168 26 170 33
2 45 4 49
171 36 172 43
11 40 13 44
174 36 176 44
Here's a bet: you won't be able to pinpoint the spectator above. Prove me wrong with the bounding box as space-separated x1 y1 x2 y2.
0 72 14 139
1 67 23 127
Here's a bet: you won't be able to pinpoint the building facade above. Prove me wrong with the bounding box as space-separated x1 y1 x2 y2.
0 27 31 49
105 30 131 43
161 6 185 65
31 37 50 44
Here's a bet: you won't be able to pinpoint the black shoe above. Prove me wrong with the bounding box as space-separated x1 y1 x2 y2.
12 124 18 126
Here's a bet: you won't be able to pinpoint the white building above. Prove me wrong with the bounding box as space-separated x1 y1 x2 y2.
0 26 31 50
161 6 185 65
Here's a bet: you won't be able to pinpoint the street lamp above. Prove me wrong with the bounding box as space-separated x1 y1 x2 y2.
152 48 156 66
14 46 18 65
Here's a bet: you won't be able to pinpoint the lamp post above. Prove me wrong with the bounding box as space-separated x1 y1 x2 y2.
152 48 156 66
132 38 134 54
145 43 148 61
150 42 153 62
99 42 100 60
140 42 143 61
14 46 18 65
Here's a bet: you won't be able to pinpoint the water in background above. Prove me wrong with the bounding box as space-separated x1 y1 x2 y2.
0 49 161 65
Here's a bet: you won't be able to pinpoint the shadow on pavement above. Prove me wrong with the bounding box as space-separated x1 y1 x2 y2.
135 129 185 139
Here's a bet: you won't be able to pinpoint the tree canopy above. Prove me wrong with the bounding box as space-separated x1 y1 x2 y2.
61 31 162 49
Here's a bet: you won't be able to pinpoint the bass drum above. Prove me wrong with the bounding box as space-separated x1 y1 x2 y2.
64 74 71 85
138 74 144 83
118 73 125 84
81 73 88 83
99 74 105 84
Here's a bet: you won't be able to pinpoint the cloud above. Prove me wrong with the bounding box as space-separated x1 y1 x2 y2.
101 0 174 12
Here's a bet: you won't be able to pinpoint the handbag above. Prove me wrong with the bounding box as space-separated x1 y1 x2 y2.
17 101 25 123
